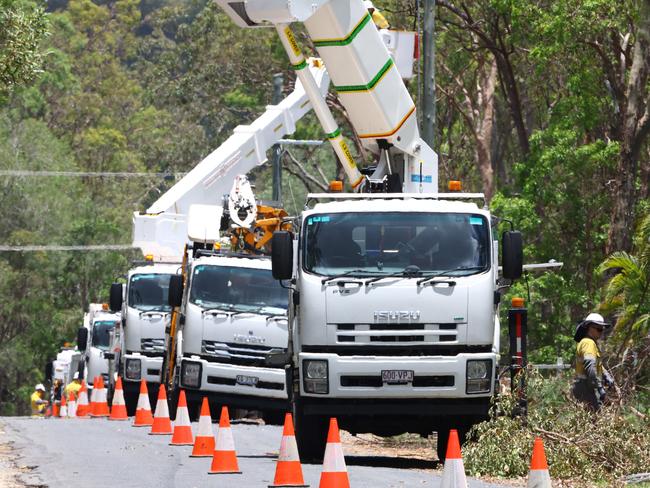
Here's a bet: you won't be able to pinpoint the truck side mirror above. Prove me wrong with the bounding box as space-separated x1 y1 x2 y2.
168 274 184 308
77 327 88 352
109 283 123 312
45 361 53 382
272 231 294 280
502 231 523 280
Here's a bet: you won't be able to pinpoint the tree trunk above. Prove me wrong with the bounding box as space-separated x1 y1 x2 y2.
475 59 498 202
607 0 650 253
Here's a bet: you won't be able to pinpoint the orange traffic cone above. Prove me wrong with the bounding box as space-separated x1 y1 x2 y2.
527 437 552 487
59 394 68 418
440 429 467 488
76 380 90 418
150 385 172 435
67 392 77 418
133 380 154 426
270 413 308 487
52 401 60 418
109 377 129 421
90 376 109 417
209 406 241 474
170 390 193 445
190 397 215 457
319 418 349 488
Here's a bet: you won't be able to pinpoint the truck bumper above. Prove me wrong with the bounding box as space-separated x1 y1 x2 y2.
180 358 289 404
121 354 163 385
298 351 496 399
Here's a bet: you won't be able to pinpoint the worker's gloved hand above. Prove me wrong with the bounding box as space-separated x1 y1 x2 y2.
597 387 607 403
602 370 615 387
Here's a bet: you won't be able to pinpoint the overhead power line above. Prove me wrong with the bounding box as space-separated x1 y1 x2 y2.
0 170 185 178
0 244 134 252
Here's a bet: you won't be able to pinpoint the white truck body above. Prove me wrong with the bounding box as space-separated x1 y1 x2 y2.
295 198 497 400
118 263 179 394
51 348 82 387
81 304 120 390
176 254 290 411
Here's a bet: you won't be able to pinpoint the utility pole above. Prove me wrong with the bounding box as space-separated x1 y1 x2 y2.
272 73 284 202
422 0 436 149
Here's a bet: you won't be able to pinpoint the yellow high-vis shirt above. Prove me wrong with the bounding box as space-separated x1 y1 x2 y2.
575 337 602 376
64 381 82 400
31 391 46 415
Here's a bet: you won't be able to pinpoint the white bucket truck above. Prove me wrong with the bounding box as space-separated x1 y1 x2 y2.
165 191 291 419
77 303 120 393
215 0 524 460
109 260 179 411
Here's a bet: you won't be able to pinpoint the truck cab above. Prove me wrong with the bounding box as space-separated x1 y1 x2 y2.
110 262 179 410
78 304 120 393
272 194 522 460
170 252 290 418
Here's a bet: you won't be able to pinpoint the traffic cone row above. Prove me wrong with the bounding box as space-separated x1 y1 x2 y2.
41 379 555 488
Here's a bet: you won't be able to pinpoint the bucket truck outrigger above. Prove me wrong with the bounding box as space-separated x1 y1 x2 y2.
216 0 524 461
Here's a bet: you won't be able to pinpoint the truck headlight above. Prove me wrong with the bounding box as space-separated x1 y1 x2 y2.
303 360 328 394
466 359 492 394
181 361 202 388
125 358 141 380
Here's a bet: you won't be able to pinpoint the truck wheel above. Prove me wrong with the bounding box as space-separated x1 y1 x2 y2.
293 400 328 463
436 424 469 463
261 410 285 426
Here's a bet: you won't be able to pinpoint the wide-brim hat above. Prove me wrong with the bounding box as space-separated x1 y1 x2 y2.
574 313 610 342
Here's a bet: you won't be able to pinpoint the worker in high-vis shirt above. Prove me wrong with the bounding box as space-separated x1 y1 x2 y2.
64 372 82 401
572 313 614 410
30 384 49 417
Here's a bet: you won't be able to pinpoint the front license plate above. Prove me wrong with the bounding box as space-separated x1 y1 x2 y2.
381 370 414 384
236 375 259 386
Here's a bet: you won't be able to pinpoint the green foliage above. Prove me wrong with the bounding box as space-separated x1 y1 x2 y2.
464 371 650 485
597 212 650 386
0 0 49 103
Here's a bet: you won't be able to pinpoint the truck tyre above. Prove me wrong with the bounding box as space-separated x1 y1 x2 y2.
436 424 470 463
262 410 284 426
293 399 328 463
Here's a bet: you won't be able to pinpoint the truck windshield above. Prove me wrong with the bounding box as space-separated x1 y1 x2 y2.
303 212 490 276
92 321 116 350
128 274 173 312
189 265 288 314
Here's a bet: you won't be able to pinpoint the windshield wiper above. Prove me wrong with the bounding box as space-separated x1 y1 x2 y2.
364 265 423 286
321 269 382 285
416 266 485 286
202 305 236 315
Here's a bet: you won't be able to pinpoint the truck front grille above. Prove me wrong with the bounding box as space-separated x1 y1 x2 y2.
201 340 287 368
336 323 459 344
140 338 165 355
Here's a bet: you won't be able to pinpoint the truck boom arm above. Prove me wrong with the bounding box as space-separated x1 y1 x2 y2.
215 0 438 194
133 62 330 260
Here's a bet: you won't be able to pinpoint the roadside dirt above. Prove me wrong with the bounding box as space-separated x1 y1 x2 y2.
0 440 26 488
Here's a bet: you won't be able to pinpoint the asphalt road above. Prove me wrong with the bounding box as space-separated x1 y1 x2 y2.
0 417 515 488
